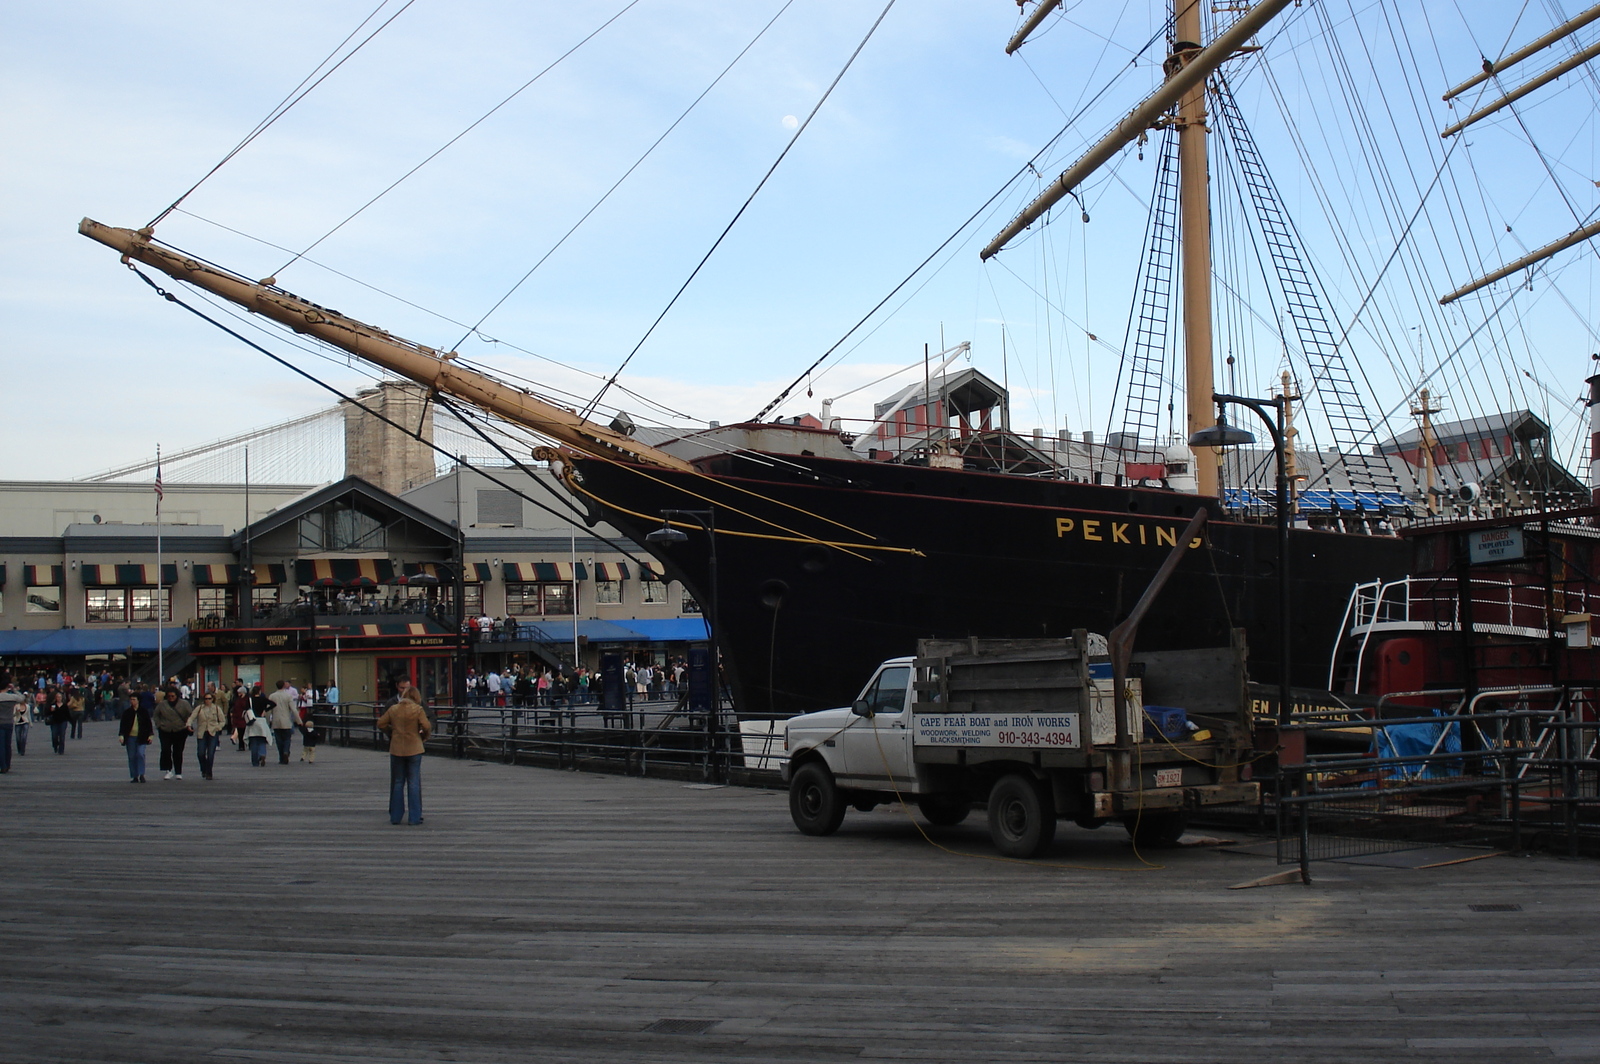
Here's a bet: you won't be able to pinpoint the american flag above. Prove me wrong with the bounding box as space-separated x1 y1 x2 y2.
154 449 163 503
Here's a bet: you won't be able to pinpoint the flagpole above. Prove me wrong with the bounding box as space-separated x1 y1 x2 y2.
155 445 164 685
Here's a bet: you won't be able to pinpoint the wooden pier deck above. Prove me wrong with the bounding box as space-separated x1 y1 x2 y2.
1 720 1596 1063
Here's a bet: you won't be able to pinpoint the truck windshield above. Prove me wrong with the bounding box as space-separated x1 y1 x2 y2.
864 666 911 716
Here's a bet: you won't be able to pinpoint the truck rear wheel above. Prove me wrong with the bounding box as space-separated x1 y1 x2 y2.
789 762 847 836
917 794 971 827
1122 809 1188 847
987 774 1056 857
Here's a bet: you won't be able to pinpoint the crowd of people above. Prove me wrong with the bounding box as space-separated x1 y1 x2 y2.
464 658 688 708
0 667 432 826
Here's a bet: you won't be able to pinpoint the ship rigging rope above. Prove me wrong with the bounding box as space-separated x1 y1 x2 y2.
753 17 1177 423
270 0 645 279
147 0 418 229
583 0 900 421
455 0 800 352
561 467 925 562
122 263 656 568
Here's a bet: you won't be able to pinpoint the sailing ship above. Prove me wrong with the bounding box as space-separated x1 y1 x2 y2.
79 1 1598 715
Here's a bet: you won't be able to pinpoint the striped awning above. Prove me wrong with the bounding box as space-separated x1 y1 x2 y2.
81 563 178 587
638 561 665 582
592 561 630 582
193 563 287 586
25 565 64 586
294 558 396 588
465 562 492 583
502 561 588 583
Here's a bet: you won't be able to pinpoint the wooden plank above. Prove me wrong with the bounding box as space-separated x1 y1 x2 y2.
0 719 1595 1062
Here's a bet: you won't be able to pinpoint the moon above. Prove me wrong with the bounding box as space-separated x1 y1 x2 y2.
781 114 799 130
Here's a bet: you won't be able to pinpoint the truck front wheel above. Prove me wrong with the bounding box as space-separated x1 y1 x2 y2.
789 762 847 836
917 793 971 827
987 774 1056 857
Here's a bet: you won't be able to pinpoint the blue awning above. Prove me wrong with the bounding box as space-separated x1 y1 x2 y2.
0 631 50 655
615 618 710 642
581 619 650 641
20 628 189 655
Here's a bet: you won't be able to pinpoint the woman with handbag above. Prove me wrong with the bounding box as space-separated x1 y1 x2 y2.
118 694 154 782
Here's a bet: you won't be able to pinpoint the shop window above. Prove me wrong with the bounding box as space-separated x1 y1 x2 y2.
507 582 574 615
506 582 542 615
252 587 280 608
542 583 574 616
596 580 622 605
87 588 126 623
462 584 483 614
26 586 61 614
129 587 172 623
641 581 668 604
197 587 237 619
681 595 702 614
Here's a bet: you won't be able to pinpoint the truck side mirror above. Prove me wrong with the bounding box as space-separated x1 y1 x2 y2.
851 699 873 718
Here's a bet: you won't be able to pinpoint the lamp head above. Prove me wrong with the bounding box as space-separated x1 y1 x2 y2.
1188 419 1256 447
646 523 688 546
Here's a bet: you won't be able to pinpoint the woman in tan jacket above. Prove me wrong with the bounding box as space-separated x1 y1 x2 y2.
187 689 230 781
376 685 431 825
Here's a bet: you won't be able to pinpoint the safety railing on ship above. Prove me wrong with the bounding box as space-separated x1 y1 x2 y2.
1271 685 1600 874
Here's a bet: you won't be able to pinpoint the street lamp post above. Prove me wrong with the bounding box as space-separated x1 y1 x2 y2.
1188 393 1292 727
646 508 721 782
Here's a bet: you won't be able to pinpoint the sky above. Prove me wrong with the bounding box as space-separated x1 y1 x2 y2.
5 0 1599 481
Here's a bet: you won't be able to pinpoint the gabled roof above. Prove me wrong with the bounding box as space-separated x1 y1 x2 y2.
230 474 460 551
1376 410 1547 453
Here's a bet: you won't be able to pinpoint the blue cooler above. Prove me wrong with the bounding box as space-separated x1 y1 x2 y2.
1142 705 1188 740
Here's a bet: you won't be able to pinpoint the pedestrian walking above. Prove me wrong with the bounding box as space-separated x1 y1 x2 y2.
154 687 191 779
266 680 298 764
300 710 322 764
0 681 21 773
187 689 228 780
68 688 86 739
243 693 273 766
47 690 71 754
228 684 250 751
14 693 31 757
376 685 431 825
118 695 154 782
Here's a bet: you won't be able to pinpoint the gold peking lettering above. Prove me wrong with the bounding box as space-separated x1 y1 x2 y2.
1111 522 1130 544
1155 527 1177 547
1055 517 1075 536
1082 519 1102 542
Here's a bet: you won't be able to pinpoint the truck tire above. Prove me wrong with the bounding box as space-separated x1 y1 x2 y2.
789 762 847 836
987 774 1056 857
1122 809 1188 847
917 794 971 827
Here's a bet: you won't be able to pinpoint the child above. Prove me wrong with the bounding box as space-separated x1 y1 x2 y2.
300 712 322 764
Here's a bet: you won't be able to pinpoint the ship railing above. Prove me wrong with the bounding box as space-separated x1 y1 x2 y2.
1274 685 1600 867
311 701 790 787
1345 574 1557 638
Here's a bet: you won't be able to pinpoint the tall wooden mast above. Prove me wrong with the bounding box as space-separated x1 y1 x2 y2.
1173 0 1218 496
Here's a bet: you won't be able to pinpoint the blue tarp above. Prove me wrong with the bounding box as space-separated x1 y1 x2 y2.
1373 713 1462 779
14 627 189 656
612 618 709 642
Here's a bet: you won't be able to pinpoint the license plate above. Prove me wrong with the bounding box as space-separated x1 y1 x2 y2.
1153 767 1182 788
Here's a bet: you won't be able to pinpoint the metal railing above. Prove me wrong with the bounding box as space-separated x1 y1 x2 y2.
312 701 790 786
1273 685 1600 871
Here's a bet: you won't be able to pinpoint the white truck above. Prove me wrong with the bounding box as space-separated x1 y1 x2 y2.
782 633 1260 857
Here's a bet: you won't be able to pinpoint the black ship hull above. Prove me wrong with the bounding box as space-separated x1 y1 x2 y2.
569 452 1410 717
